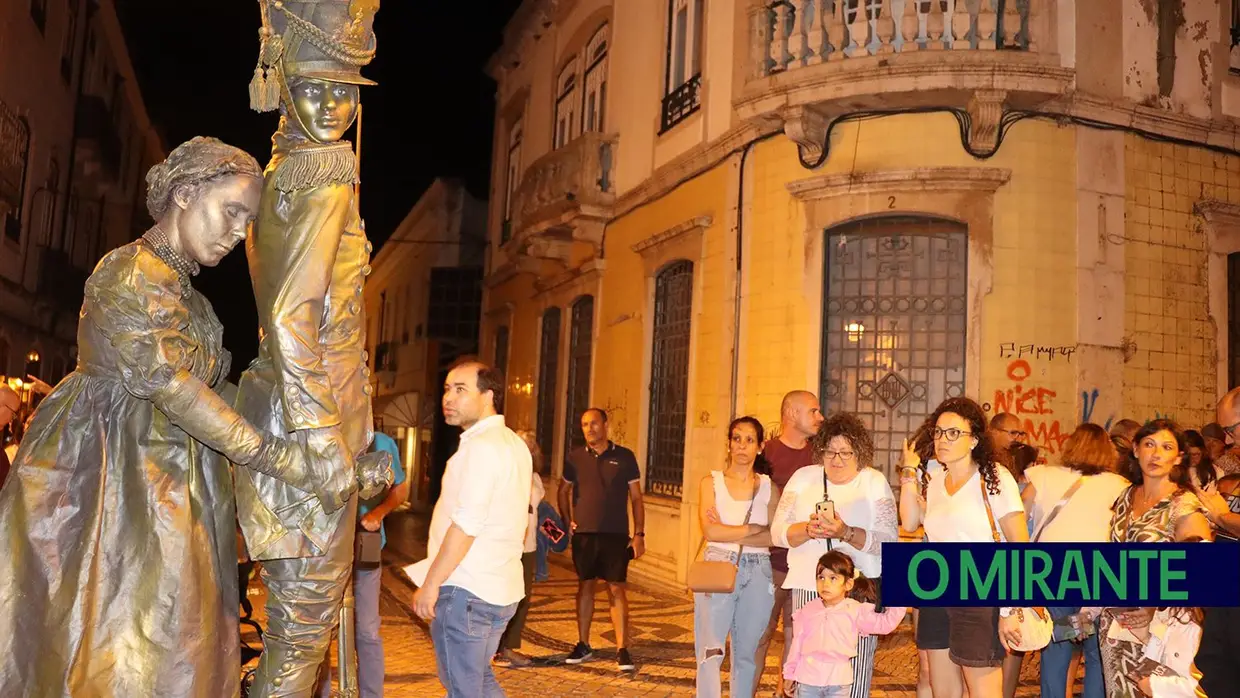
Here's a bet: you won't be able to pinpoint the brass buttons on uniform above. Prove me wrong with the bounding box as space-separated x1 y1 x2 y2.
362 350 369 362
272 678 283 687
362 264 372 276
349 302 361 314
365 241 373 254
363 384 373 395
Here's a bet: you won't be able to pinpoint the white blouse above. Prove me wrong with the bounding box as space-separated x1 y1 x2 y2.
772 466 897 588
706 470 772 555
923 465 1023 543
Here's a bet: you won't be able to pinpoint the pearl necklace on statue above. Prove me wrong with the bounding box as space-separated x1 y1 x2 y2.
142 226 200 298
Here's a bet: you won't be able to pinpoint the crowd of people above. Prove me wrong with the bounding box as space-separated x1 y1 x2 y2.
412 357 1240 698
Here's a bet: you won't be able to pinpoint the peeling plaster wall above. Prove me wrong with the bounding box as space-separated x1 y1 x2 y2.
1123 0 1160 106
1171 0 1218 119
1122 0 1216 119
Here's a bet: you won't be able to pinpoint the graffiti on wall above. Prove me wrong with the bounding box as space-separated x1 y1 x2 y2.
998 342 1077 363
986 359 1071 454
1080 388 1115 432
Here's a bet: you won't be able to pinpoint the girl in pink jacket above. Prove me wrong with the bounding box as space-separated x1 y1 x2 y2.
784 551 907 697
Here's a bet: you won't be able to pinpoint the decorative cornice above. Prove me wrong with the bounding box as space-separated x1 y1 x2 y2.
483 255 542 288
613 121 779 220
1195 200 1240 227
631 216 714 255
487 0 565 79
786 167 1011 200
534 258 607 297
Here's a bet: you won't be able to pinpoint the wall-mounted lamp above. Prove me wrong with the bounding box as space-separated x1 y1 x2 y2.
845 322 865 343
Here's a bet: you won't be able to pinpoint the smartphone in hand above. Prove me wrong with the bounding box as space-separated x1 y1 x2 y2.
816 500 835 520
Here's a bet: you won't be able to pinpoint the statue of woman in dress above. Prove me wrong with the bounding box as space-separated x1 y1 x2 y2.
0 136 357 698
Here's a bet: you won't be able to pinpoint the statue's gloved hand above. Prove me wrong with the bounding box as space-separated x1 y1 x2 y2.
300 426 359 514
356 450 394 501
246 430 357 514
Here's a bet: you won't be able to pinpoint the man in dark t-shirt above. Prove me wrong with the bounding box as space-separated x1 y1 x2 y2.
757 390 822 692
558 408 644 672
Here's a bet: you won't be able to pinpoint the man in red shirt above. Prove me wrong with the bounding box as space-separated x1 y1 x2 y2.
756 390 822 696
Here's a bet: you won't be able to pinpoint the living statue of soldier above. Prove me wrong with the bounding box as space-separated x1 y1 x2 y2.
237 0 389 696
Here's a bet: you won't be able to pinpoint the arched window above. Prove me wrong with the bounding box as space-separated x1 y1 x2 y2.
820 216 968 483
502 117 522 242
646 260 694 497
553 62 578 150
536 307 563 461
581 25 609 134
563 295 594 454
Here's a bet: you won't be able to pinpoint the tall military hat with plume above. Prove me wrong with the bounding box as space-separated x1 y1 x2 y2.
249 0 379 113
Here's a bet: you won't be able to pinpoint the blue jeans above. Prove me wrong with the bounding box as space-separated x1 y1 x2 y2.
797 685 851 697
535 531 550 582
430 585 519 697
1040 606 1103 698
694 550 775 698
318 567 385 697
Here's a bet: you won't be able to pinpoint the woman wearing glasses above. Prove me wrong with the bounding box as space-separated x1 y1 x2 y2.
898 397 1027 698
772 412 897 698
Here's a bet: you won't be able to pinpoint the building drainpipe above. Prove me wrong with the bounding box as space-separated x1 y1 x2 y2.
729 141 759 420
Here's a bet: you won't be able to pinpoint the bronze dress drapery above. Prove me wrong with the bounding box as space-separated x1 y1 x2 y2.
0 241 241 697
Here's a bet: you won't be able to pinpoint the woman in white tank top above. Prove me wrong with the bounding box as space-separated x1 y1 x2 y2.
694 416 778 698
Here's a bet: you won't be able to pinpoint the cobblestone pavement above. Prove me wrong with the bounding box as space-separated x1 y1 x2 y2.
241 511 1057 697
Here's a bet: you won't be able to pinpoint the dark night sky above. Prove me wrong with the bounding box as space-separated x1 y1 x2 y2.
113 0 521 376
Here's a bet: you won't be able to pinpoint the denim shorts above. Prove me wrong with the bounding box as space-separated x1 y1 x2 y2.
915 606 1006 667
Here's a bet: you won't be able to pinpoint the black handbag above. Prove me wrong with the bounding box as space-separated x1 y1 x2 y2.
355 529 382 569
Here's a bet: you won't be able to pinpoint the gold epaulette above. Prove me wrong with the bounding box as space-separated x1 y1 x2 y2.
272 141 358 193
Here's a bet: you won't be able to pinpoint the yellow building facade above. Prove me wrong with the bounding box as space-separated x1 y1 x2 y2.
483 0 1240 587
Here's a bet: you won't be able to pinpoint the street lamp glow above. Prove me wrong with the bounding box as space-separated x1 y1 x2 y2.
25 350 39 363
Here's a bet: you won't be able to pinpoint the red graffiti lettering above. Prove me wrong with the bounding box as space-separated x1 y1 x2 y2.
1024 418 1069 454
1006 360 1031 382
991 360 1067 454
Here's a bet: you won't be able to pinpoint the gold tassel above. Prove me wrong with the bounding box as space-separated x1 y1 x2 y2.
248 65 268 112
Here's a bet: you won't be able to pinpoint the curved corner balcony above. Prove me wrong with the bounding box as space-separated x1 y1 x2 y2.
504 131 617 265
737 0 1074 157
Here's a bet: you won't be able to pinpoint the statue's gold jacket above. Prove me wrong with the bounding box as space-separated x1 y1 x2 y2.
235 127 374 561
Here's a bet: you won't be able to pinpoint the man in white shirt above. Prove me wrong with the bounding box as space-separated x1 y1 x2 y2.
409 359 532 697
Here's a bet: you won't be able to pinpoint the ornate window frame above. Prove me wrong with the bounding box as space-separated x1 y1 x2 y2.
786 167 1011 400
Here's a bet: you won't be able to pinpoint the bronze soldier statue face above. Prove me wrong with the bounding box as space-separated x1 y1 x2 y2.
288 77 360 143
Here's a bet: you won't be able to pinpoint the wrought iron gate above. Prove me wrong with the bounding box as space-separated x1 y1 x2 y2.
820 218 968 482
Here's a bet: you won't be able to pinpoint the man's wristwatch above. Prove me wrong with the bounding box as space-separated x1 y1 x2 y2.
999 607 1014 618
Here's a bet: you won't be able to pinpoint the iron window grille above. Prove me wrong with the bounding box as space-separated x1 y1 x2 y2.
646 260 694 497
564 296 595 456
536 307 562 463
820 217 968 485
660 73 701 133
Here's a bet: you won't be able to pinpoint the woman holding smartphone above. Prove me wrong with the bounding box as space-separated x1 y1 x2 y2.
772 412 897 698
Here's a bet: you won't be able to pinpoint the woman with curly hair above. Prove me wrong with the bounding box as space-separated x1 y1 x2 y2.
771 412 897 698
897 397 1027 698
